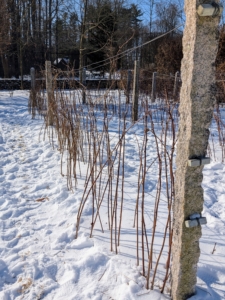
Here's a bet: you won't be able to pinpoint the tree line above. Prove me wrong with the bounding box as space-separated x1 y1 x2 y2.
0 0 186 79
0 0 225 81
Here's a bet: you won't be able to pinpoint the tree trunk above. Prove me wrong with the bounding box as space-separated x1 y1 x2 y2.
19 42 24 89
79 0 88 84
1 55 9 78
49 0 52 61
31 0 36 40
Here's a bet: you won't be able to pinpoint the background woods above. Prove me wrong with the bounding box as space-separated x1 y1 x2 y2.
0 0 225 80
0 0 183 78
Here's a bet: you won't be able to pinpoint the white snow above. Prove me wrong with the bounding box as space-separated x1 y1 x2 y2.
0 91 225 299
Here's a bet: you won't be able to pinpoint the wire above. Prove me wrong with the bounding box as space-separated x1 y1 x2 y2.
75 23 184 73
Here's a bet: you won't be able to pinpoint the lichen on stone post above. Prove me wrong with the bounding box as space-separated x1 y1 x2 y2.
171 1 221 299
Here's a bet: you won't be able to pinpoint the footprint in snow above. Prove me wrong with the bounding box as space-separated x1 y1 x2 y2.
0 199 10 210
45 264 58 281
0 210 13 220
12 207 28 218
31 182 51 192
68 235 94 250
44 150 55 158
0 159 11 167
34 149 43 155
5 165 19 173
1 229 18 241
45 229 52 235
6 236 20 248
6 173 16 180
25 155 40 164
0 146 6 152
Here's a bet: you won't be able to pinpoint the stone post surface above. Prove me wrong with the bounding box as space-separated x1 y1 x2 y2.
171 2 221 300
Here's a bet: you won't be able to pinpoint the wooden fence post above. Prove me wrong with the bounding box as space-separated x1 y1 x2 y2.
171 2 222 300
82 67 86 104
45 61 54 126
151 72 157 102
132 60 139 122
173 71 180 99
30 67 35 91
29 67 36 118
126 69 132 104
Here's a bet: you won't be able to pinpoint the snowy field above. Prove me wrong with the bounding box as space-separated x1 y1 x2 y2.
0 91 225 300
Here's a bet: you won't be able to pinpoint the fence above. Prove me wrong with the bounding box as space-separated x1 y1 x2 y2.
0 63 182 103
27 61 225 296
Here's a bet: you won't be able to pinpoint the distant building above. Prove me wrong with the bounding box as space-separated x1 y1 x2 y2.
53 58 70 71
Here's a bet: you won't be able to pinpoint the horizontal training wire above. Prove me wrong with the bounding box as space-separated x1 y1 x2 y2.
72 23 184 73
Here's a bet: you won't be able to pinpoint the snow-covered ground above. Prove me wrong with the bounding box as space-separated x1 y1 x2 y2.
0 91 225 300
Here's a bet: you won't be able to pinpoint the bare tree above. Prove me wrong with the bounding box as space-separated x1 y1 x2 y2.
0 0 11 77
155 1 182 33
